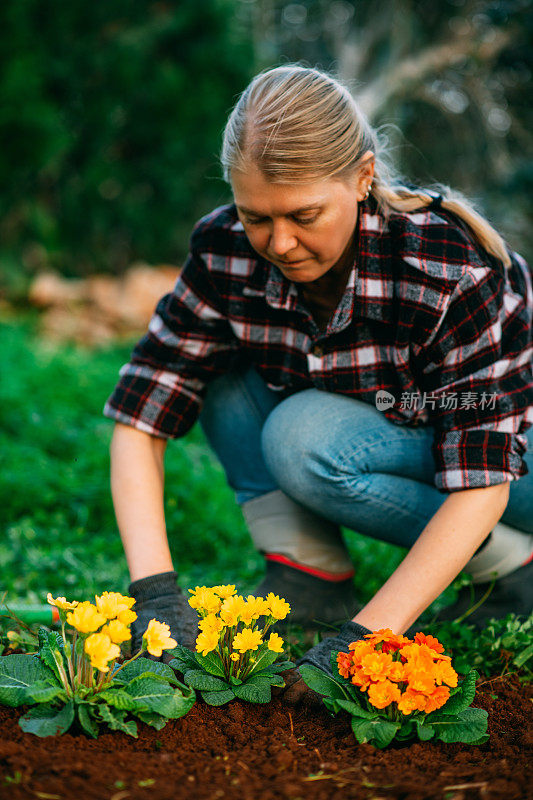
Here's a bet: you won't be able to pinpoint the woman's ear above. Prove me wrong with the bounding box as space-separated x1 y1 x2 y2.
352 150 375 201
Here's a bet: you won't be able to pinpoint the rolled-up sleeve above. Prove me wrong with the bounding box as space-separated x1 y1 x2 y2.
103 244 239 439
413 252 533 492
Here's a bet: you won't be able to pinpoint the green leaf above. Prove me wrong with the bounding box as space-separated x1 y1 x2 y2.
438 670 478 716
232 676 271 704
298 665 349 700
247 648 279 673
167 645 199 674
37 629 66 681
396 720 417 742
183 670 229 692
135 710 167 730
201 688 235 706
97 687 150 713
124 676 195 719
416 720 435 741
194 650 226 677
38 628 65 655
267 660 294 673
264 673 285 688
111 658 181 686
19 701 75 738
330 649 348 677
466 734 490 746
0 654 59 707
97 704 138 738
76 703 99 739
514 643 533 668
323 697 342 713
432 707 489 744
350 716 400 749
335 699 378 719
27 681 66 704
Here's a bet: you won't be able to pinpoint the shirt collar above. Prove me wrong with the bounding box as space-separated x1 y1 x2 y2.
242 195 394 327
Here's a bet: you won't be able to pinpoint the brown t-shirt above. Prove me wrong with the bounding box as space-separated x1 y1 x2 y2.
298 233 358 332
300 283 345 331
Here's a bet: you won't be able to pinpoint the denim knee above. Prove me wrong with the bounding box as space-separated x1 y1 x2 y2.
260 389 368 502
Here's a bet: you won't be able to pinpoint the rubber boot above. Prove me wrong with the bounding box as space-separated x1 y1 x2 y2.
251 559 361 631
428 523 533 629
431 559 533 629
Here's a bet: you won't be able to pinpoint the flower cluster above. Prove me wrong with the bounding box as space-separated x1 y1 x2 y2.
188 585 290 680
46 592 177 692
337 629 458 716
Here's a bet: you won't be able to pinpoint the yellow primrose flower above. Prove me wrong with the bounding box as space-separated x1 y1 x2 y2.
232 628 263 653
239 596 270 625
230 653 240 662
198 614 224 634
196 629 220 657
117 608 137 626
212 584 237 599
95 591 135 620
188 586 222 614
239 599 260 626
266 593 291 621
101 619 131 644
249 596 271 617
220 594 246 626
46 593 79 611
142 619 177 657
66 602 106 634
267 632 284 653
85 632 121 672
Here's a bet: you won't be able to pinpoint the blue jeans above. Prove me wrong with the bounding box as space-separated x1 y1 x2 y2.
199 367 533 550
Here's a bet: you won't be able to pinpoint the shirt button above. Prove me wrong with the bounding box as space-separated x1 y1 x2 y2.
312 344 323 357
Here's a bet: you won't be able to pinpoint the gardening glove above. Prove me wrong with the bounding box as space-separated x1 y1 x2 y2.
128 570 199 661
283 621 371 705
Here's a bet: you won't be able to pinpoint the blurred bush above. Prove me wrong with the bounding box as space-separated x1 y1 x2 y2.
0 0 253 297
1 1 530 303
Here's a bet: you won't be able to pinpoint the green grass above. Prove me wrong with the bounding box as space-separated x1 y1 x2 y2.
0 312 410 607
1 313 531 678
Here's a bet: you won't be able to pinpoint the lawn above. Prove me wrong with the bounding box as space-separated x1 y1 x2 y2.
2 312 532 800
0 312 409 608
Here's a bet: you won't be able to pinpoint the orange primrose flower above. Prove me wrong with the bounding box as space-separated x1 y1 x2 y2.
367 679 402 709
337 651 353 679
433 660 459 688
360 651 393 682
413 632 445 654
350 667 371 692
364 628 410 654
424 685 451 713
397 688 428 715
404 668 436 694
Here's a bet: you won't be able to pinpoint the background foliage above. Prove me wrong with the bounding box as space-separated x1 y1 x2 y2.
0 316 407 605
0 0 254 295
0 0 531 300
0 2 531 645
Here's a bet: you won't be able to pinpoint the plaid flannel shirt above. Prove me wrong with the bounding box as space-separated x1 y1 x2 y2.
103 195 533 492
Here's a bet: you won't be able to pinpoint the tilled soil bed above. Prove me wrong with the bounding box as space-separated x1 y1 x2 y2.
0 671 531 800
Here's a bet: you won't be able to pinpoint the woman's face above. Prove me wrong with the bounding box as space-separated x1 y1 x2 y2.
231 155 374 285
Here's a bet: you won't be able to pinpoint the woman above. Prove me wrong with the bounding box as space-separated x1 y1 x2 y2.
104 65 532 664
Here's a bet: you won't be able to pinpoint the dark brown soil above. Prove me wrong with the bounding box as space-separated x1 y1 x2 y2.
0 671 531 800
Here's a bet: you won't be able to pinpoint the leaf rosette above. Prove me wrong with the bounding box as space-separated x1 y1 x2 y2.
299 628 489 749
0 591 195 738
168 585 294 705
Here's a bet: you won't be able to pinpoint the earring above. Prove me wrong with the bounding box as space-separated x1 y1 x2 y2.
363 182 372 200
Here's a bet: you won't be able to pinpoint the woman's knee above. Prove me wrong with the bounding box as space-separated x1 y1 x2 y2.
260 389 373 498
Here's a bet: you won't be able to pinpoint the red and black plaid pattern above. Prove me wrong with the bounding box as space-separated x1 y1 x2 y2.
103 195 532 492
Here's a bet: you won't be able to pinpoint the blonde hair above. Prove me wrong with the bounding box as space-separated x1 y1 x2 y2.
221 64 511 268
